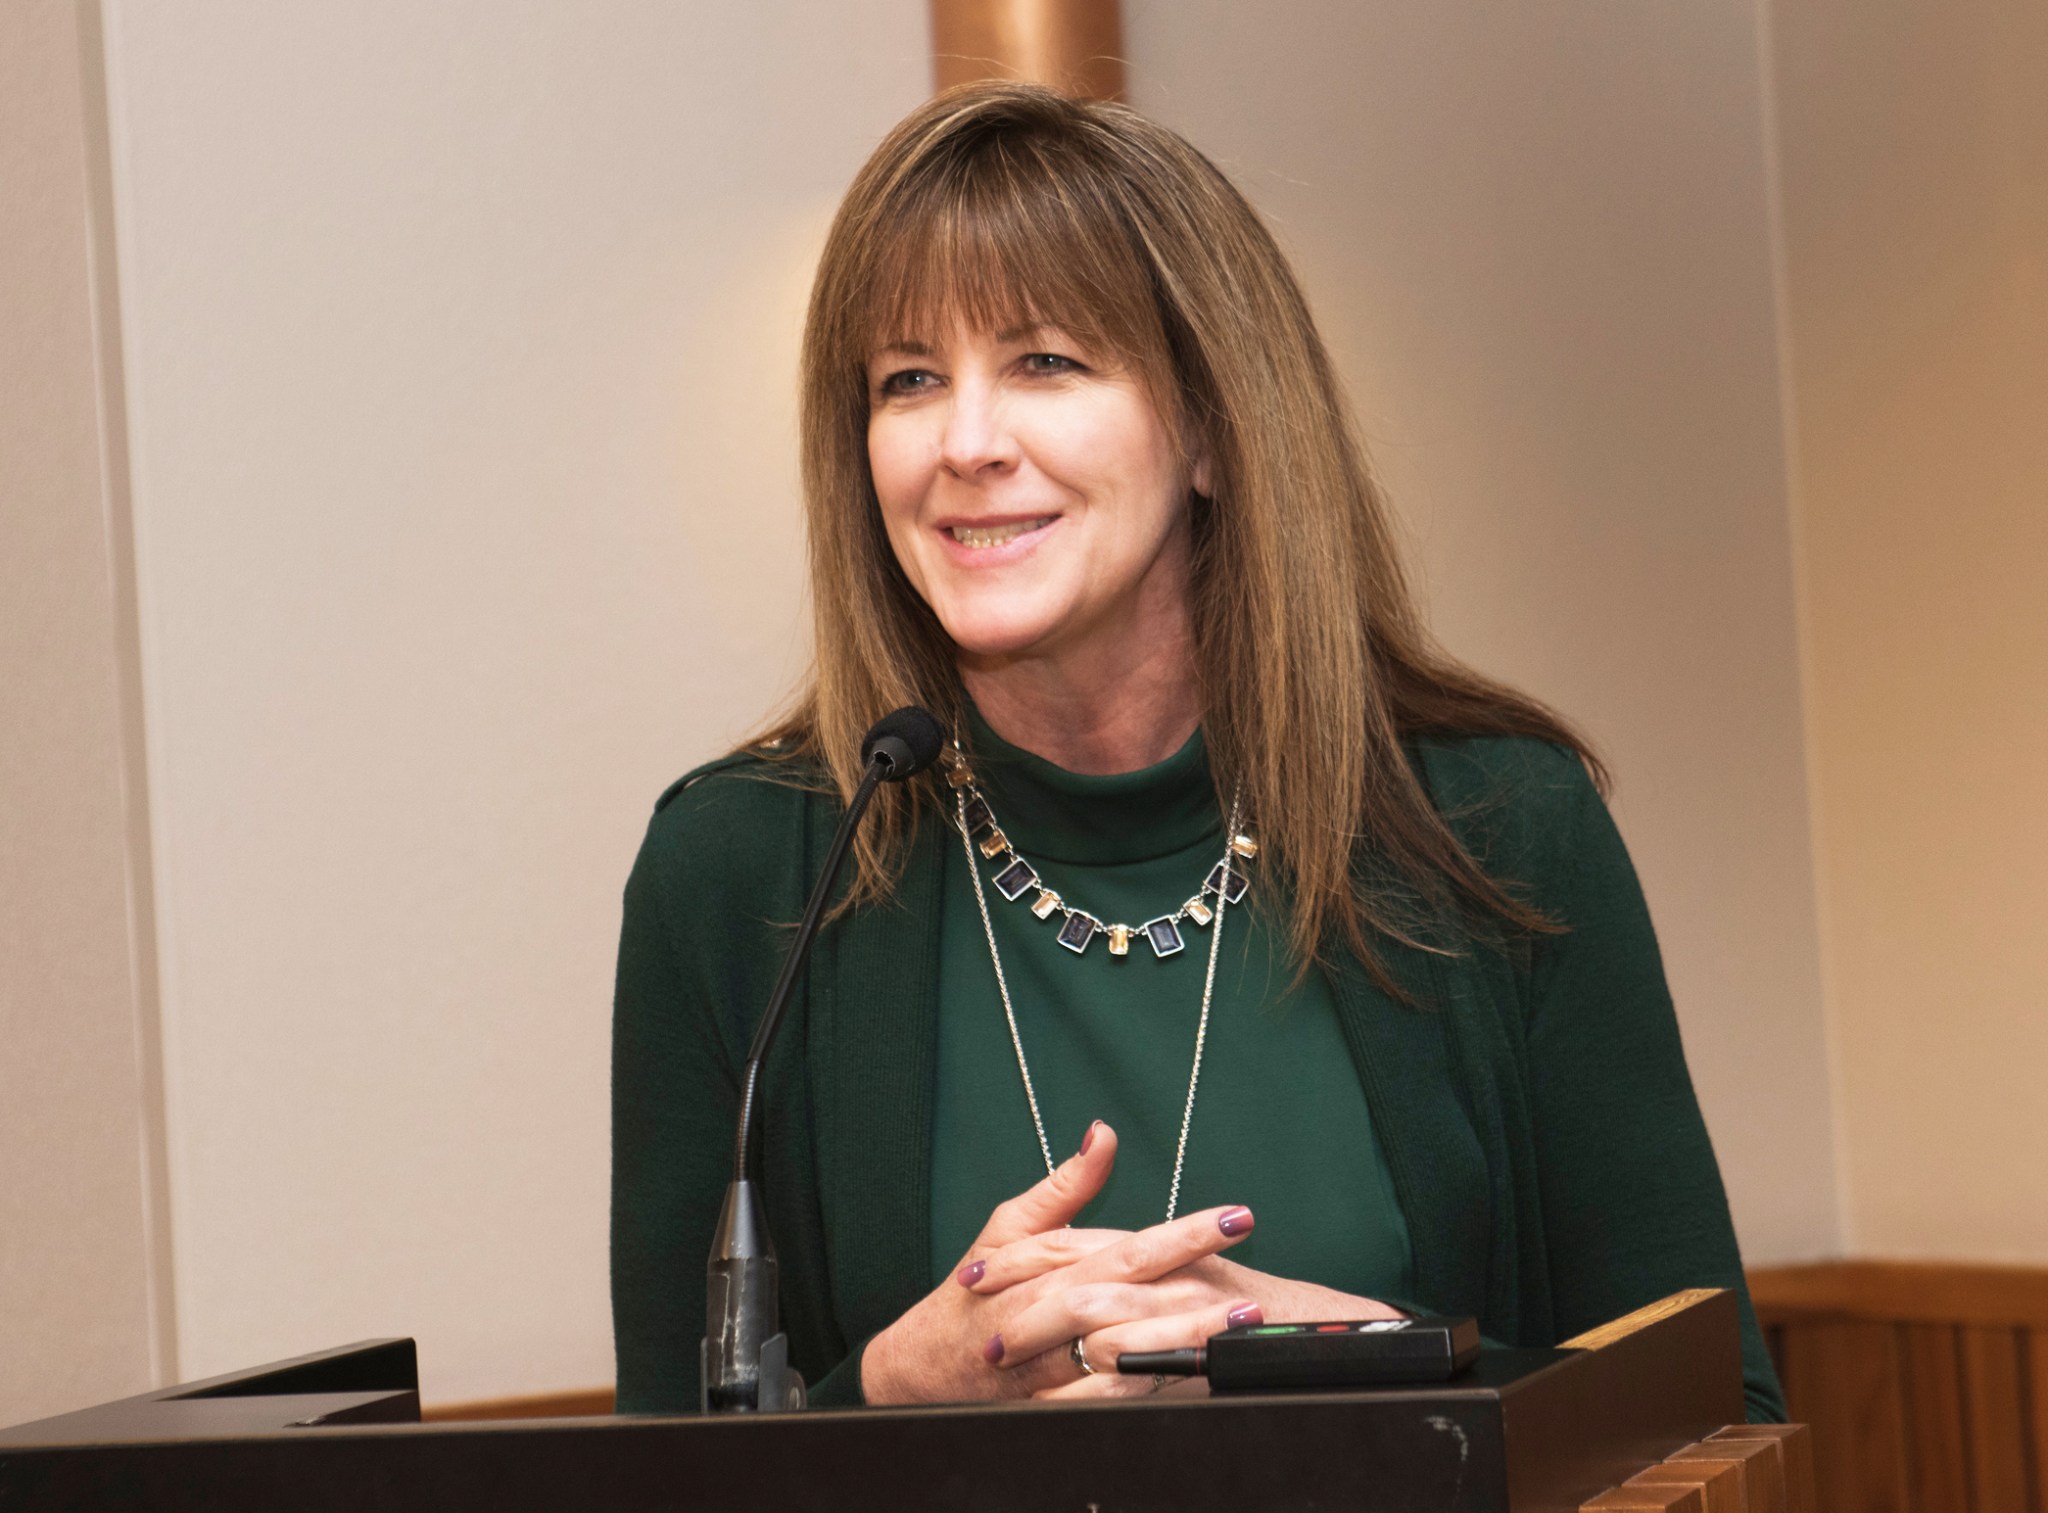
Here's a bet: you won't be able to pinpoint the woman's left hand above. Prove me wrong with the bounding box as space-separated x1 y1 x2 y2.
967 1224 1407 1401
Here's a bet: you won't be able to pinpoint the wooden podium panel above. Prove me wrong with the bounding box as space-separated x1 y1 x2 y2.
0 1292 1743 1513
1608 1455 1744 1512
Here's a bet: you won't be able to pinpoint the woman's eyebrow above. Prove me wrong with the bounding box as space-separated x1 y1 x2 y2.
868 325 1067 364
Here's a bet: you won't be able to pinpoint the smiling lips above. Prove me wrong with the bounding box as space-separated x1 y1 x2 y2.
947 517 1056 549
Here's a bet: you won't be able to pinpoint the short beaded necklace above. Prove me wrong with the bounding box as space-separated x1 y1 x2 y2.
944 746 1258 959
942 740 1253 1219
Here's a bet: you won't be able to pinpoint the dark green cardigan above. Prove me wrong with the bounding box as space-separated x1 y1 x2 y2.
610 733 1786 1421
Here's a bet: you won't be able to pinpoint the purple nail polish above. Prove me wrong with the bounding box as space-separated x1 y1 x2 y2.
1079 1120 1100 1157
983 1333 1005 1366
956 1259 986 1288
1226 1303 1264 1329
1218 1206 1254 1237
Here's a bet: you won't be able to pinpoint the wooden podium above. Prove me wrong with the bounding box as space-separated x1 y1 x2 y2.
0 1291 1811 1512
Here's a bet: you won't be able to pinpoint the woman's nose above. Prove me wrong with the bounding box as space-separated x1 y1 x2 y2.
937 381 1017 478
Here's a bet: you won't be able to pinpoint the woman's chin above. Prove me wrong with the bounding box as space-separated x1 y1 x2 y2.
935 607 1069 664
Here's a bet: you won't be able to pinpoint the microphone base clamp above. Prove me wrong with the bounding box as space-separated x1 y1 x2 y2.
699 1333 806 1414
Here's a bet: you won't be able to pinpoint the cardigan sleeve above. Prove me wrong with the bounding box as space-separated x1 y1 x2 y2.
1519 752 1787 1423
612 762 823 1413
612 760 876 1413
610 785 741 1413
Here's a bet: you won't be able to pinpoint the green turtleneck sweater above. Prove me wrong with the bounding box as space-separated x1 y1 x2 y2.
610 732 1787 1422
929 716 1413 1301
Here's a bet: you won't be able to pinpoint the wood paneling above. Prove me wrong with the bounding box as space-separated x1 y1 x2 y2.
1588 1428 1812 1513
1958 1327 2028 1512
1584 1484 1704 1511
1899 1324 1968 1512
1710 1426 1817 1513
1778 1319 1909 1513
1670 1439 1786 1513
2028 1331 2048 1513
1750 1260 2048 1512
1751 1261 2048 1330
1625 1458 1745 1513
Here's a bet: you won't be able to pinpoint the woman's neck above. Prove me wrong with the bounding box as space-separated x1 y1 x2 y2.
958 625 1201 776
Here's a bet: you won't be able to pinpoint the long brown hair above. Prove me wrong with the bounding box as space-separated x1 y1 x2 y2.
751 81 1603 981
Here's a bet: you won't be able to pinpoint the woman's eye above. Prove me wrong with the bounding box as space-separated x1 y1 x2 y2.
878 369 937 397
1022 352 1080 376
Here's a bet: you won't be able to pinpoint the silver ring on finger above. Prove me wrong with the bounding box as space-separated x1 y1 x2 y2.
1068 1336 1096 1376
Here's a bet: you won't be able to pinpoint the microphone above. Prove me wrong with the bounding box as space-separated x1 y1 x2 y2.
861 705 945 781
702 706 943 1413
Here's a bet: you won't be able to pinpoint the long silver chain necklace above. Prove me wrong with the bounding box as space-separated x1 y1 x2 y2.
944 742 1249 1221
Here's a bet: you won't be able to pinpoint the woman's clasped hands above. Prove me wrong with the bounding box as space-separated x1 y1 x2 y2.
859 1121 1404 1404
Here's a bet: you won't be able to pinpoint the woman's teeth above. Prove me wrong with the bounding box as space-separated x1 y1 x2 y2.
949 518 1050 549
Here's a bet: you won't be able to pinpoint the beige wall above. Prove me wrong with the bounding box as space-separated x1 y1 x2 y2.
1128 0 1842 1263
96 0 930 1403
0 0 172 1425
1770 0 2048 1258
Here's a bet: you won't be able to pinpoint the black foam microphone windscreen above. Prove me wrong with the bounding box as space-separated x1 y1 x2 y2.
860 706 944 779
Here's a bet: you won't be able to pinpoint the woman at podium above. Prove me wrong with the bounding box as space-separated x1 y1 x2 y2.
611 82 1786 1423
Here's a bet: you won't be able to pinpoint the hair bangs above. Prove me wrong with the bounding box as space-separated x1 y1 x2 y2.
851 141 1172 398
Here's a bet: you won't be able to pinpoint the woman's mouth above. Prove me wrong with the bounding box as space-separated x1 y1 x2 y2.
947 517 1055 549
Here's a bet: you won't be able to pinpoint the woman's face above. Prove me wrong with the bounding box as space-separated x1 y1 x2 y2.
865 322 1201 669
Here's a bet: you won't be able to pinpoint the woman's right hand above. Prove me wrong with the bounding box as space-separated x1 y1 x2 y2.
861 1122 1132 1404
859 1121 1258 1404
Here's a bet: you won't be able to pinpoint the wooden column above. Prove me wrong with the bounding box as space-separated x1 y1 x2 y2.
930 0 1124 100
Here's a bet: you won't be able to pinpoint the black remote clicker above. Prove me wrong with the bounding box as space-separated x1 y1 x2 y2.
1117 1315 1481 1392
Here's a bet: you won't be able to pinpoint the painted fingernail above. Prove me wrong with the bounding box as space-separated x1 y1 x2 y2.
1079 1120 1102 1157
983 1333 1005 1365
1218 1206 1254 1237
956 1260 985 1288
1227 1302 1264 1329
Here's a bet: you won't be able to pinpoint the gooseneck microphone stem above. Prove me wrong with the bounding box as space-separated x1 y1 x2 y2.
730 756 888 1184
702 706 942 1415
